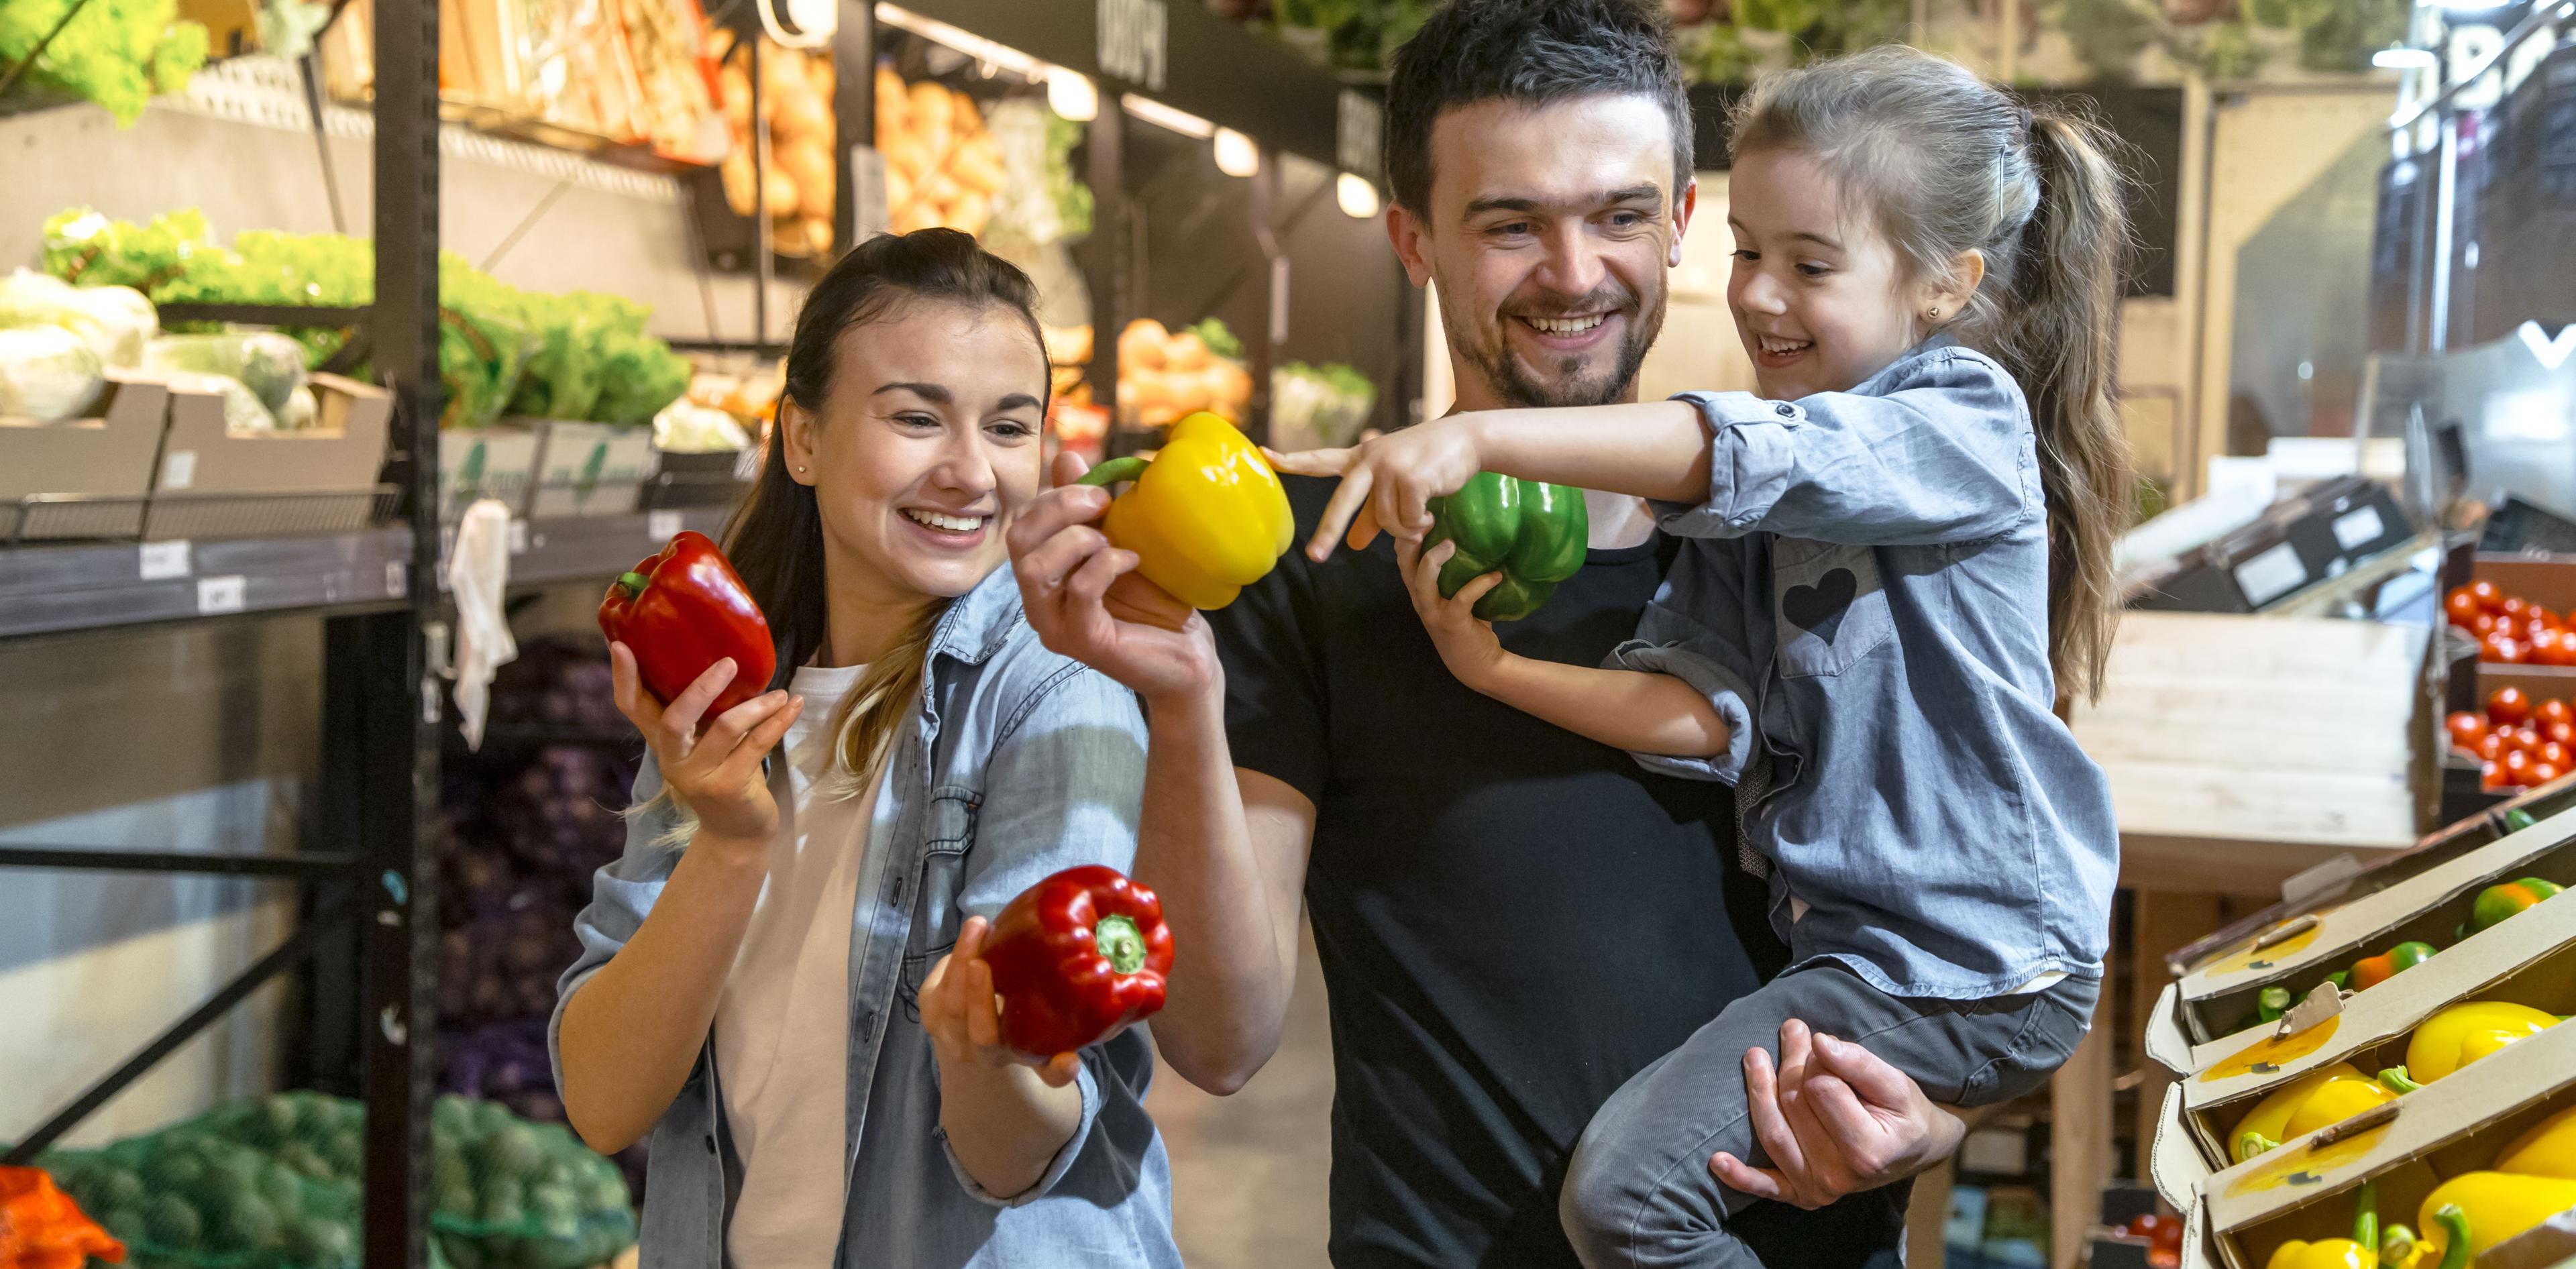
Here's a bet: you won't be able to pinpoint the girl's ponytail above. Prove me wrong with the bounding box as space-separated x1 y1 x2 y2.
1998 110 2132 703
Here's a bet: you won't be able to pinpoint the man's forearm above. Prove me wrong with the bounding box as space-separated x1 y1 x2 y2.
1131 685 1304 1094
1470 400 1712 504
1476 656 1731 759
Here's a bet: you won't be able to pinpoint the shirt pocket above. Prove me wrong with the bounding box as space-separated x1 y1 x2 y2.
1769 537 1895 679
896 786 978 1019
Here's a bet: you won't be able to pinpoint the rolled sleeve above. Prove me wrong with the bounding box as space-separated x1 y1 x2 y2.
934 1052 1108 1207
1657 349 2038 547
1610 624 1759 784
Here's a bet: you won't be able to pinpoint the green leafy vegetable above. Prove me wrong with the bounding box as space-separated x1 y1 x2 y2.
1185 317 1244 360
1 0 210 126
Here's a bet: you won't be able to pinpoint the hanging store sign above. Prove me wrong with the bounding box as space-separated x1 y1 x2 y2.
1097 0 1167 91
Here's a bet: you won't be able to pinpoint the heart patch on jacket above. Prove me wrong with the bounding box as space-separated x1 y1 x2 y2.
1783 567 1858 645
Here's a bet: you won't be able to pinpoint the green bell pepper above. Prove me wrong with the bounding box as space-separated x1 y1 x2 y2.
1425 472 1589 622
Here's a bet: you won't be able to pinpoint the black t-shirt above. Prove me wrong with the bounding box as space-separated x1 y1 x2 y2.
1211 476 1904 1268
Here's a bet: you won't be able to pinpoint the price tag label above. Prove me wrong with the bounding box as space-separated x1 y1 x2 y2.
1096 0 1167 90
385 561 408 597
1337 90 1384 180
197 575 247 615
509 518 531 555
139 540 192 581
162 450 198 490
649 510 683 543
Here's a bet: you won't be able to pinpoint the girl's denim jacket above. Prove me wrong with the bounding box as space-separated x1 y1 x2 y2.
547 567 1181 1268
1619 337 2120 1000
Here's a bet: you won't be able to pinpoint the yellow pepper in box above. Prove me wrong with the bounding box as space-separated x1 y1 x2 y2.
2377 1001 2559 1090
2413 1172 2576 1264
1079 412 1293 610
2265 1179 2386 1269
2496 1104 2576 1179
2232 1063 2403 1162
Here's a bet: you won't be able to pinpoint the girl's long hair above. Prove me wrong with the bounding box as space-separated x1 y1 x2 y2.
723 228 1045 791
1730 46 2136 702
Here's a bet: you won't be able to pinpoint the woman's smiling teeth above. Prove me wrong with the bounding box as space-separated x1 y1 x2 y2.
1757 335 1814 355
903 508 987 533
1523 314 1606 335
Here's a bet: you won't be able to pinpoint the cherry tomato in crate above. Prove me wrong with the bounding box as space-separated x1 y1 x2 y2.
2448 712 2491 751
2542 740 2571 769
2504 596 2531 620
2471 579 2504 610
2492 686 2534 726
2533 761 2565 786
2475 612 2502 637
2551 720 2576 747
2484 759 2506 789
2537 699 2572 728
2482 732 2511 761
2487 631 2528 663
2514 726 2546 754
2504 749 2535 784
2448 588 2483 626
2543 635 2576 668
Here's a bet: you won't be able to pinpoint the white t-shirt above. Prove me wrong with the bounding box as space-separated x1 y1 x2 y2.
714 661 887 1268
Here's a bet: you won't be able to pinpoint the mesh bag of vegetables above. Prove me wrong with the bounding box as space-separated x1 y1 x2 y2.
426 1097 636 1269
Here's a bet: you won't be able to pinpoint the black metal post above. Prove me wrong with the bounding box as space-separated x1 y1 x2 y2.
832 0 876 257
1245 146 1279 446
370 0 442 1257
1086 106 1129 457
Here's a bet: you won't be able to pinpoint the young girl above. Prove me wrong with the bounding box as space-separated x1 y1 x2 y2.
550 230 1179 1268
1281 46 2130 1268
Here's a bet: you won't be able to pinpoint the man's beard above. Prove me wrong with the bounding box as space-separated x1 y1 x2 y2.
1449 285 1666 409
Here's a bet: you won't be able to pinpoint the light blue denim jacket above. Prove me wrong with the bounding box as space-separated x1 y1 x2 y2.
547 567 1181 1268
1616 338 2118 999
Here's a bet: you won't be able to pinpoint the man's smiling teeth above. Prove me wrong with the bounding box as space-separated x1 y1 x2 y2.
1758 335 1813 354
1525 315 1605 335
904 509 986 533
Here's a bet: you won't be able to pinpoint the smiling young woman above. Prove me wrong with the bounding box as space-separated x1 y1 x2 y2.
552 229 1181 1269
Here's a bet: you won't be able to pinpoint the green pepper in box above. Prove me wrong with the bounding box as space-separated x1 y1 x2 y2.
1426 472 1588 622
2468 877 2562 934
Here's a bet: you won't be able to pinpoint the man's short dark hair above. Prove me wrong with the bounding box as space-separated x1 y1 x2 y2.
1381 0 1694 217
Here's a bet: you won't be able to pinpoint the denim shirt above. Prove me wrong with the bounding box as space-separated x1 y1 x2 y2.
1615 338 2118 999
547 568 1181 1268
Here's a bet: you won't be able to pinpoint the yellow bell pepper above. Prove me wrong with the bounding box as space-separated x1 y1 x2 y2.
1079 412 1294 610
2265 1179 2383 1269
2233 1063 2404 1162
2379 1002 2559 1089
2496 1104 2576 1179
2415 1172 2576 1264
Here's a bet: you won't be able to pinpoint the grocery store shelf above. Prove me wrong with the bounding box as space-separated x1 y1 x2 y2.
0 844 360 878
0 507 735 641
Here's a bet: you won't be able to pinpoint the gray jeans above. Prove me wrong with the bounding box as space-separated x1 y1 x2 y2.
1560 962 2098 1269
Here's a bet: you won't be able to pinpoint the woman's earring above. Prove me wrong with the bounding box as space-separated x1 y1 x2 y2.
1927 307 1942 322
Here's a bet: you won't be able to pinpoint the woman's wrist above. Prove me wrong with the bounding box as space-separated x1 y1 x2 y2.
687 828 771 869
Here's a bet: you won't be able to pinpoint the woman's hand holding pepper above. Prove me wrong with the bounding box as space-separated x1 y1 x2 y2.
1267 415 1487 560
920 916 1085 1089
610 644 804 846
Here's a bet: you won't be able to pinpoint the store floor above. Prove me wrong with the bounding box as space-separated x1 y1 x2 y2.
1145 921 1335 1268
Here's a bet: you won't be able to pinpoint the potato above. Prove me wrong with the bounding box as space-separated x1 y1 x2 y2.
802 216 833 255
947 88 982 134
775 89 830 144
949 191 991 236
880 133 932 182
1120 319 1171 372
891 201 941 235
763 168 801 218
1123 372 1177 415
780 138 835 213
1163 331 1210 374
1205 359 1252 410
874 66 908 134
908 80 952 133
719 64 754 129
915 168 961 209
945 134 1006 195
720 149 758 216
883 166 914 216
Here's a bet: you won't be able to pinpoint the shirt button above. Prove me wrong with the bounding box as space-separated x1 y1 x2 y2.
1774 403 1796 417
704 1136 717 1155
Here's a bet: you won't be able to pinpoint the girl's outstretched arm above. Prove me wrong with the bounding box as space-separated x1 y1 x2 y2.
1272 400 1710 560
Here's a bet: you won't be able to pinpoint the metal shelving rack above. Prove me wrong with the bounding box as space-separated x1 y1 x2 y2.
0 1 445 1262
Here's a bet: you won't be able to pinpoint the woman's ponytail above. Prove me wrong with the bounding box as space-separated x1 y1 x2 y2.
1996 110 2133 704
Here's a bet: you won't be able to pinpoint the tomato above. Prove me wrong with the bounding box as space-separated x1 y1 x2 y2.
2475 612 2503 636
2503 748 2535 783
2542 634 2576 668
2516 726 2546 753
2486 631 2526 663
2541 740 2570 768
2540 699 2573 728
2532 761 2564 786
2448 711 2491 750
2471 580 2504 610
2504 596 2532 620
2484 759 2506 789
2482 731 2511 761
2492 687 2534 726
2534 605 2563 629
2449 588 2485 626
2551 720 2576 747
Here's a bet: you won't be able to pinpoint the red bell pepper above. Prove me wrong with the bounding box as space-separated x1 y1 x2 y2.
982 865 1174 1058
597 531 775 718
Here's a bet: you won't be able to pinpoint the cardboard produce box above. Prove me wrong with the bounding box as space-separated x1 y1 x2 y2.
146 374 394 537
525 420 655 518
0 374 170 540
2149 893 2575 1201
439 425 541 520
2131 476 2417 614
2148 806 2576 1056
2470 555 2576 695
2164 774 2576 986
2171 1017 2576 1269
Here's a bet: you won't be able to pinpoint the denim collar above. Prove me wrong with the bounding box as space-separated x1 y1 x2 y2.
926 566 1028 669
